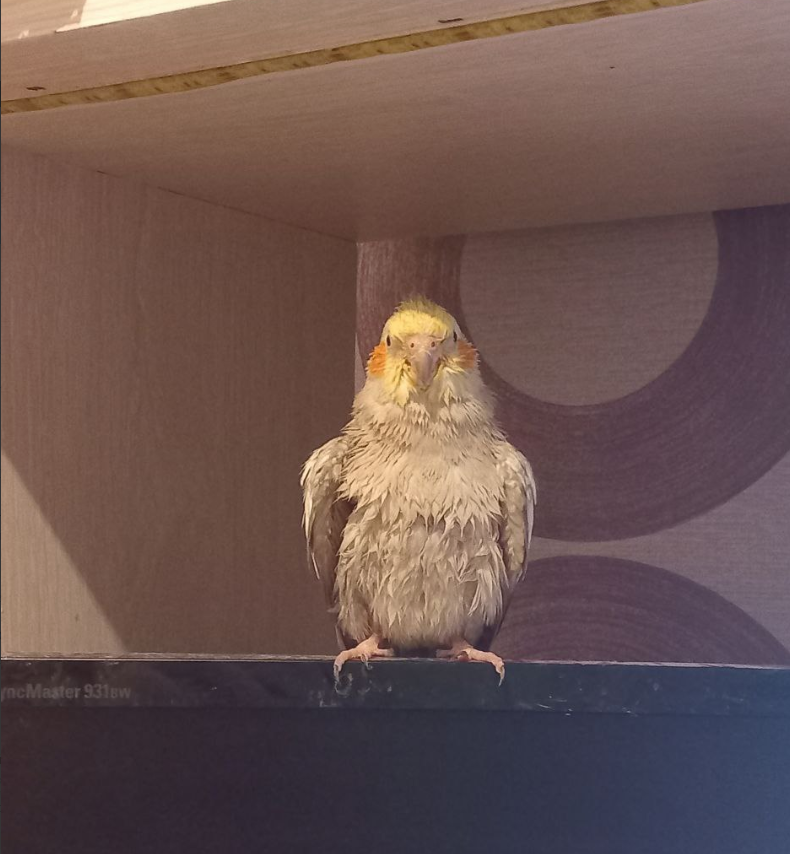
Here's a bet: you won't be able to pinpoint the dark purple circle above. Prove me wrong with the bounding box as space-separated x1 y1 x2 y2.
496 555 790 665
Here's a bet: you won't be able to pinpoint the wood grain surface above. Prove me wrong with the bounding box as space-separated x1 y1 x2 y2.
1 146 355 656
1 0 568 97
3 0 788 238
2 1 708 113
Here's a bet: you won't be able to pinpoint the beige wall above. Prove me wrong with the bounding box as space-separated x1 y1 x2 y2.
1 146 355 656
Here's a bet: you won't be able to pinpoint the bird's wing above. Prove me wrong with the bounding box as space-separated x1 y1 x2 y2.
479 442 537 649
300 435 352 611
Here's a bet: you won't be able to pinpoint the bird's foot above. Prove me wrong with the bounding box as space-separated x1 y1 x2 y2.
437 640 506 684
333 635 394 682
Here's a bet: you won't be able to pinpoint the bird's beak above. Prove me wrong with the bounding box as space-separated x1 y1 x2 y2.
405 335 440 388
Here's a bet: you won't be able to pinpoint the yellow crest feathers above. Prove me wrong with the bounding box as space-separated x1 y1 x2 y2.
384 296 456 341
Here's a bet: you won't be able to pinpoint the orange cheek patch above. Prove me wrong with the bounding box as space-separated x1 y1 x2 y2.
457 340 478 370
367 342 387 376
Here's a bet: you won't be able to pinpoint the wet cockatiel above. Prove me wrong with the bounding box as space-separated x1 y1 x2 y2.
301 297 536 682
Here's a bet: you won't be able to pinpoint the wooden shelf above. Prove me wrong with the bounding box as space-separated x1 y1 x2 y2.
2 0 789 239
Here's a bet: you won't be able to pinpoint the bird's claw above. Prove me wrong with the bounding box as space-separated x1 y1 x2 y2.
438 642 506 685
333 637 393 687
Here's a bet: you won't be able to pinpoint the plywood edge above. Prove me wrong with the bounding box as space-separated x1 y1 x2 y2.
1 0 709 115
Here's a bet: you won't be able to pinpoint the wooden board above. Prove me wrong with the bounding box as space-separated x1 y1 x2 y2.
1 146 355 657
2 0 789 238
0 0 570 99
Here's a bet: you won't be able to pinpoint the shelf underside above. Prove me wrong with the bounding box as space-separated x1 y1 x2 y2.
2 0 790 239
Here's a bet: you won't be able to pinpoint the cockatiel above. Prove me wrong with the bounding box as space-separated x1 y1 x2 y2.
301 297 536 683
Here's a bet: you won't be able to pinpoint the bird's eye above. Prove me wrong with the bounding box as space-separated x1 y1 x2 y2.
386 335 391 346
453 331 458 342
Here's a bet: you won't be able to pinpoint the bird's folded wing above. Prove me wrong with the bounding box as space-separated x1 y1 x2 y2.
300 435 352 609
498 442 537 587
478 443 536 649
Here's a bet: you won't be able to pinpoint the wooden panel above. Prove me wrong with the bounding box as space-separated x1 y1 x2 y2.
0 145 355 656
2 0 789 239
0 0 559 96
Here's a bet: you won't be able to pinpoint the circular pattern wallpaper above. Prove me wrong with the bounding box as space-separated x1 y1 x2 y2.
460 214 719 406
496 556 790 665
359 205 790 542
357 204 790 663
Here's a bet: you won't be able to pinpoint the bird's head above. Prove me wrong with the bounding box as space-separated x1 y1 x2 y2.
366 297 478 405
